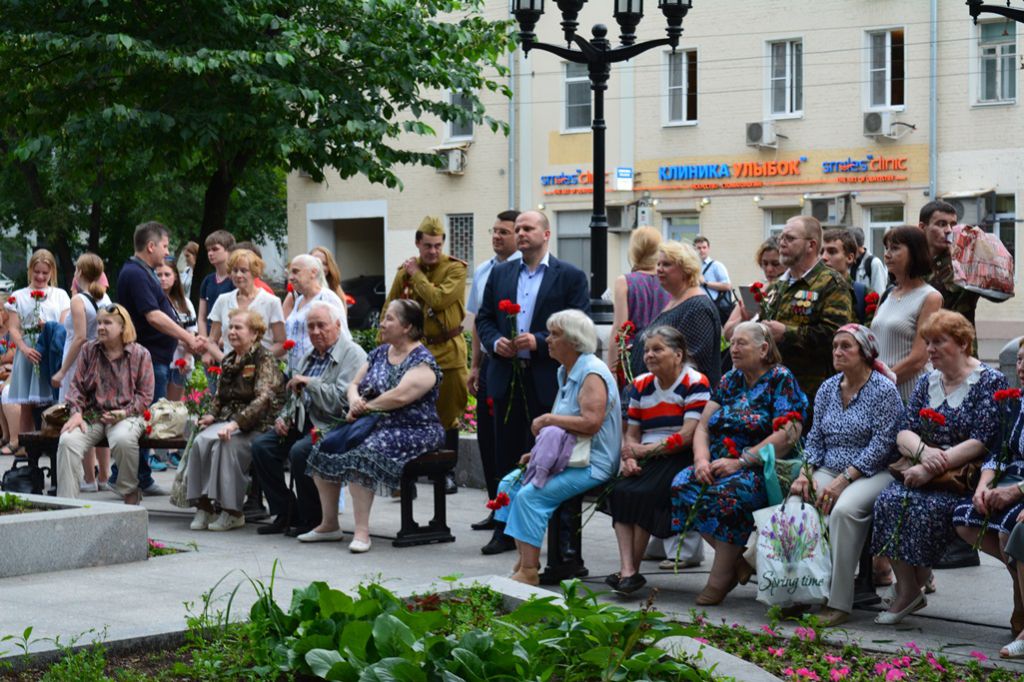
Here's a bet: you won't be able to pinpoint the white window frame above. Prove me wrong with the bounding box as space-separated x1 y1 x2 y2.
663 48 698 127
662 213 700 243
765 38 803 119
764 206 802 239
563 62 591 134
446 90 474 141
864 204 905 256
972 21 1017 106
864 28 906 111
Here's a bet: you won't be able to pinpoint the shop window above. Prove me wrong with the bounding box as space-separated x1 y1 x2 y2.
556 210 592 274
867 29 905 109
564 62 591 132
448 91 474 139
866 204 904 256
665 49 698 125
765 206 802 239
986 194 1016 262
769 39 802 116
663 214 700 244
446 213 474 268
978 21 1017 104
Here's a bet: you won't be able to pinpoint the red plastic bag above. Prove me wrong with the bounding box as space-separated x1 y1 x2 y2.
951 224 1014 301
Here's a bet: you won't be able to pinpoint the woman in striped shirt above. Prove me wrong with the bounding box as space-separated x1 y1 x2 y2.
605 326 711 594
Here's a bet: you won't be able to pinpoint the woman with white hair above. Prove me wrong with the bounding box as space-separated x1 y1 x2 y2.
490 309 622 585
282 253 349 373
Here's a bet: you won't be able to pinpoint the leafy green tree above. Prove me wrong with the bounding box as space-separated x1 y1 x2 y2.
0 0 513 297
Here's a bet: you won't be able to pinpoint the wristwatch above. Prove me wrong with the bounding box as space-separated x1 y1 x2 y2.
841 470 855 484
1016 480 1024 496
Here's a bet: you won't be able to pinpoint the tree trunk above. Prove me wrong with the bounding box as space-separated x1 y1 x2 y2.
189 150 251 310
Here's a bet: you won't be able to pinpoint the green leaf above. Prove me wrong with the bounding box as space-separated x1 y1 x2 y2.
341 620 373 660
319 587 354 617
372 614 416 657
305 648 343 678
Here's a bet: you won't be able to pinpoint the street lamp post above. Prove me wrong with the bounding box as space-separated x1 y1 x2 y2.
511 0 694 307
967 0 1024 24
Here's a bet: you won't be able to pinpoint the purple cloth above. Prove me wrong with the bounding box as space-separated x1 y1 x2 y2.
522 425 577 489
625 272 671 332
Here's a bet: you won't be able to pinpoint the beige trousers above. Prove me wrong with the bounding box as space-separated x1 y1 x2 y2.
787 468 893 613
56 418 145 499
185 422 256 512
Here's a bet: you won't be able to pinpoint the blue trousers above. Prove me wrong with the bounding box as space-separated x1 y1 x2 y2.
494 466 600 548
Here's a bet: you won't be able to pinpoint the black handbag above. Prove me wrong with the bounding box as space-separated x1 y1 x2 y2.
702 260 735 325
2 461 47 495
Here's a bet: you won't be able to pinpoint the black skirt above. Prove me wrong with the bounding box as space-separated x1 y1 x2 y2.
606 451 692 538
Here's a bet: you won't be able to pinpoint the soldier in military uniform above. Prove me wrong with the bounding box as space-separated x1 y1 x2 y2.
381 216 468 493
754 215 854 405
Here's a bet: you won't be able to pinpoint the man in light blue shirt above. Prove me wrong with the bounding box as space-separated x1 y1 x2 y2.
693 235 731 301
467 209 520 529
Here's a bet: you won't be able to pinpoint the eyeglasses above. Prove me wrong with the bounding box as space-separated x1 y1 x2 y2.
102 305 125 321
777 233 808 244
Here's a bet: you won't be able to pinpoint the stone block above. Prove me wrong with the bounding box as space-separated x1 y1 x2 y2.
455 435 485 490
0 493 148 579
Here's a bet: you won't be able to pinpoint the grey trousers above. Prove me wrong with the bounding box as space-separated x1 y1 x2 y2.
185 422 257 512
56 418 144 499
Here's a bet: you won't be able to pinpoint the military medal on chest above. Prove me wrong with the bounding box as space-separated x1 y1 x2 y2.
791 290 819 316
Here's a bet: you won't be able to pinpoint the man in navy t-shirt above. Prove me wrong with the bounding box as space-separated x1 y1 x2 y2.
115 221 205 493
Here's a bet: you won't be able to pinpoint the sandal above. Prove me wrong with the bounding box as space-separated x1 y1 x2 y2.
924 572 936 595
1000 639 1024 659
0 443 21 457
873 569 895 587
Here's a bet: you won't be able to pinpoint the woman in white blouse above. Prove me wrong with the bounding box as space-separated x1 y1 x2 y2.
205 249 285 362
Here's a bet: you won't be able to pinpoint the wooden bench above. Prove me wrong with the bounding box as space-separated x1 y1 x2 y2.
17 431 188 495
394 449 457 548
538 485 603 585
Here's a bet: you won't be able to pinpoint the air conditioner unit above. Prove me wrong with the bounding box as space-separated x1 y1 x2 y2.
746 121 777 148
809 196 851 226
863 111 893 138
435 148 466 175
945 192 996 226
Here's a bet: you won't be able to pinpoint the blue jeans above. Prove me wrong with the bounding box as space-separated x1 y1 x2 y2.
111 362 168 487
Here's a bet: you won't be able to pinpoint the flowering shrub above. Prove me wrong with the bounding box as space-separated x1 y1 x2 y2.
458 394 478 434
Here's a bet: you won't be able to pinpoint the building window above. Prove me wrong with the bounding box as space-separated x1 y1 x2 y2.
769 39 802 116
564 62 591 132
448 91 474 139
665 49 698 125
867 29 905 109
988 194 1016 261
979 22 1017 103
765 207 802 238
866 204 904 256
446 213 474 268
556 210 592 274
663 214 700 244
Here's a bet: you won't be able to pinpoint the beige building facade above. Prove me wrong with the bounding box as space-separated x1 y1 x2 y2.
287 0 1022 353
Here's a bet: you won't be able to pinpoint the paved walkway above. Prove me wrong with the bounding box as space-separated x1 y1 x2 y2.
0 459 1022 675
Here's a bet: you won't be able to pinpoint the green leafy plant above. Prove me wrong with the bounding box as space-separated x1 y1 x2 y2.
0 492 33 514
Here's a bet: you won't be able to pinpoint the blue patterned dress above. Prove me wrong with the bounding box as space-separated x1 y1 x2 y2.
871 365 1005 566
952 405 1024 535
671 365 808 545
306 344 444 495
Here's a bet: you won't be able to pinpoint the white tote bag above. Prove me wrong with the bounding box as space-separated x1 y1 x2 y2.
753 499 832 607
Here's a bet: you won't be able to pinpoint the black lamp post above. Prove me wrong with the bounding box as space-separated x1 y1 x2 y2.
511 0 694 305
967 0 1024 24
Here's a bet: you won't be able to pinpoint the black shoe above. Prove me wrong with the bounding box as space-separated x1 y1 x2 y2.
604 572 621 589
285 524 315 538
444 472 457 495
935 538 981 569
471 512 497 531
615 573 647 595
481 525 516 555
257 514 291 536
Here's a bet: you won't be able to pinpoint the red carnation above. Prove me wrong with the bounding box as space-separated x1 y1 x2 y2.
208 366 222 376
6 296 14 305
498 299 512 314
282 339 296 351
663 433 684 452
723 437 739 458
485 491 511 511
143 409 152 421
866 304 878 316
773 415 790 432
919 408 946 426
344 294 356 307
286 282 294 293
785 411 803 423
995 388 1023 402
30 290 45 299
864 291 880 305
310 427 320 444
145 424 153 435
486 397 494 417
174 358 187 369
622 320 636 335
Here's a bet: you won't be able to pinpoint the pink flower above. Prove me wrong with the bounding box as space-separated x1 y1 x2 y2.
904 641 920 654
783 668 795 678
829 668 849 681
874 662 891 675
761 625 778 636
795 669 819 681
768 647 786 657
694 637 709 644
885 670 905 681
795 626 817 642
925 653 946 672
969 650 988 662
824 654 843 664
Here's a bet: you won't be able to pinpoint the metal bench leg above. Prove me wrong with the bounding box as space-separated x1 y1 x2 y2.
853 523 881 608
430 472 448 531
539 495 589 585
398 474 418 537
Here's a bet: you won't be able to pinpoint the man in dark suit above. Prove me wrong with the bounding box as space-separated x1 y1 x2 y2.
475 210 590 553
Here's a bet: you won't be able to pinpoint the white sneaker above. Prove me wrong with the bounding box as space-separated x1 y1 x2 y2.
190 509 214 531
79 480 99 493
208 511 245 532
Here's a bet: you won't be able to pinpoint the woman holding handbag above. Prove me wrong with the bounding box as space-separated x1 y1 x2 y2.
871 310 1006 624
